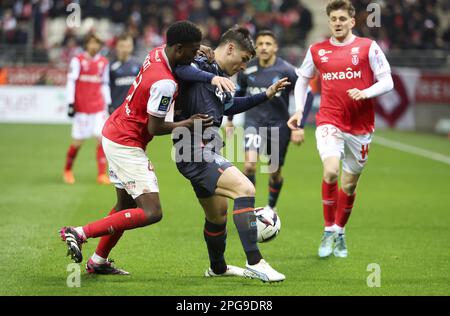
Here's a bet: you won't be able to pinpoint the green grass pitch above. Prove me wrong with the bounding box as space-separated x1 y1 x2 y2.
0 124 449 296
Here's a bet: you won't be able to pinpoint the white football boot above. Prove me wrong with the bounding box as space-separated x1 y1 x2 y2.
204 265 246 277
244 259 285 283
318 231 336 258
333 234 348 258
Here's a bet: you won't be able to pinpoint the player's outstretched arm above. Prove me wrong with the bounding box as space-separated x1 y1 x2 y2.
174 64 235 92
224 78 290 116
147 114 213 136
265 77 291 98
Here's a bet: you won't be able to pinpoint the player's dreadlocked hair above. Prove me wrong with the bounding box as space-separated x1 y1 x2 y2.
166 20 202 46
218 25 256 58
326 0 356 18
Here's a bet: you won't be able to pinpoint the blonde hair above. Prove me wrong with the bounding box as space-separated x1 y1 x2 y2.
326 0 356 18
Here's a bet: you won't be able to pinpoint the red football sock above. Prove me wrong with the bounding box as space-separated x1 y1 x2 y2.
322 180 338 227
65 145 80 171
335 189 356 228
95 208 124 258
96 144 107 175
83 208 148 239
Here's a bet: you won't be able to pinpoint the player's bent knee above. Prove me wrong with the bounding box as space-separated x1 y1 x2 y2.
244 162 257 175
342 182 357 195
208 214 227 225
142 205 163 225
147 210 163 225
270 171 282 183
235 183 255 197
115 201 138 211
323 168 339 183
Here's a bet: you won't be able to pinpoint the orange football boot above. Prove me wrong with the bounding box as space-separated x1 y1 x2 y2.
63 170 75 184
97 174 111 185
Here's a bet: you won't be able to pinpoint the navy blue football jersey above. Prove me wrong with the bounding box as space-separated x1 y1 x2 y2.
236 57 298 127
109 58 141 112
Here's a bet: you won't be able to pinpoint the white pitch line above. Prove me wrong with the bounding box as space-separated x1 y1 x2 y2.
373 135 450 165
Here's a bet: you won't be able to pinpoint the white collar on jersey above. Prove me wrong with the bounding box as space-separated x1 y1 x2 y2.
161 48 172 72
329 34 356 47
83 52 101 60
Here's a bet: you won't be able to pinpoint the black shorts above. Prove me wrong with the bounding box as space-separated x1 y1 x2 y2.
243 124 291 168
176 151 233 199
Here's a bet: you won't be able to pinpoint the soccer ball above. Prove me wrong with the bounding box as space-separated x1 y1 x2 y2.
255 207 281 243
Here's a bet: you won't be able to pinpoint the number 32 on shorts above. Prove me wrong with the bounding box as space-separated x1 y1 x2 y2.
321 126 338 138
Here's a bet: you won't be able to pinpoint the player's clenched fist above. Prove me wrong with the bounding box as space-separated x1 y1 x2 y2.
67 103 76 118
290 128 305 145
265 77 290 98
287 111 303 130
347 88 368 101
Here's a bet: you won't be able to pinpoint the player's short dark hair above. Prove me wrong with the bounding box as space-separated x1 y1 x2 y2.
117 33 133 42
84 33 103 46
166 20 202 46
218 25 256 57
255 30 277 43
326 0 356 18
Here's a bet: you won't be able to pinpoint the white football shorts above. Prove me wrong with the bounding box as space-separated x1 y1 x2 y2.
102 136 159 199
315 124 372 175
71 111 108 140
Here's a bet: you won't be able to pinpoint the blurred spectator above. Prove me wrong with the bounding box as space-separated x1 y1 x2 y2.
1 0 448 66
352 0 446 51
60 35 82 65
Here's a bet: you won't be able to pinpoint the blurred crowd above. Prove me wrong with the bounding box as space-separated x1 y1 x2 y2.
352 0 450 50
0 0 449 65
0 0 313 63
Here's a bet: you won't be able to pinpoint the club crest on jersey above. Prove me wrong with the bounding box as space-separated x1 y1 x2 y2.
352 55 359 65
158 96 171 111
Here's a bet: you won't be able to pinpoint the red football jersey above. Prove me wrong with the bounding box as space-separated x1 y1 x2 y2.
67 53 110 113
103 46 178 149
297 36 391 134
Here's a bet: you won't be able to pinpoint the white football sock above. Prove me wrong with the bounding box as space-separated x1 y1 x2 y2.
74 226 86 239
91 253 107 264
334 224 345 235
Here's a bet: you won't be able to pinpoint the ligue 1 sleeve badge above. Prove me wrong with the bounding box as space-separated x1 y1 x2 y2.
158 96 171 111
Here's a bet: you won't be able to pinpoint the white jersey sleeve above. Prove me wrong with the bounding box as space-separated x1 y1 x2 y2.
66 57 80 104
147 79 177 118
363 41 394 98
101 62 112 106
295 46 316 79
294 75 310 112
368 41 391 78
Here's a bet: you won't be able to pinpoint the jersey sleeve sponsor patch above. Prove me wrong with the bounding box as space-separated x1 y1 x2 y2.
158 96 172 111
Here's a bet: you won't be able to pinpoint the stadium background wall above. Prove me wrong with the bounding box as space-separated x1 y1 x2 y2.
0 68 449 133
